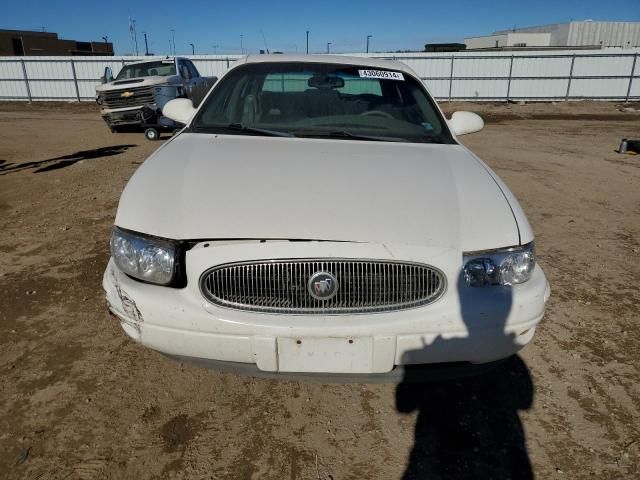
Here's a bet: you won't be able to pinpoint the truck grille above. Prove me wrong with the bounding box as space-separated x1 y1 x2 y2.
200 259 446 314
100 86 154 109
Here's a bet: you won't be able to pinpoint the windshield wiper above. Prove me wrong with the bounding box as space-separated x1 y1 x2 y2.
418 134 446 144
224 123 295 137
302 130 404 142
193 123 294 137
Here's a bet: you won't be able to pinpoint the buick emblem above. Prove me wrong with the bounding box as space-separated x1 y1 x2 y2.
308 271 338 300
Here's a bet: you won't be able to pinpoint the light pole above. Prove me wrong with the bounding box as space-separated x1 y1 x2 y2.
240 34 244 54
306 30 309 54
189 43 195 55
143 32 149 56
326 42 332 54
366 35 372 53
212 44 218 55
171 29 175 55
132 20 138 55
101 35 108 45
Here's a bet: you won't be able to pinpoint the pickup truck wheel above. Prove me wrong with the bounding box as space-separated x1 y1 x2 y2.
144 128 159 141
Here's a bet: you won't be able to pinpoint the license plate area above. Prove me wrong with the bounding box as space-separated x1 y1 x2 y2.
277 337 373 373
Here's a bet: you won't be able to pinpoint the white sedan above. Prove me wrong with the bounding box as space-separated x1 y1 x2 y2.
103 54 550 379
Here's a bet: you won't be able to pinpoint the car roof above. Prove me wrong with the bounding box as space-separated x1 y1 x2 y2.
241 54 416 75
126 57 180 66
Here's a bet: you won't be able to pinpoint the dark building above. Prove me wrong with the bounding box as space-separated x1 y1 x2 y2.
0 29 114 56
424 43 466 53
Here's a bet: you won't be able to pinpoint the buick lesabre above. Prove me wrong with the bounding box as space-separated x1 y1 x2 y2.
103 55 550 379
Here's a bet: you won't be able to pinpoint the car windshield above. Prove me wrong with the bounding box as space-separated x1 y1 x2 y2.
192 62 453 143
116 61 176 80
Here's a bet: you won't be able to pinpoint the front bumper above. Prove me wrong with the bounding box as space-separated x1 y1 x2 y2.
103 241 550 377
101 108 145 127
100 105 161 127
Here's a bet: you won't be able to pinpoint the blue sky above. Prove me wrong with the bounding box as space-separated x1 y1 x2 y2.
3 0 640 54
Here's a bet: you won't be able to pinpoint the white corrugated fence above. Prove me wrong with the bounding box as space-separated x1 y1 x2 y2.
0 49 638 102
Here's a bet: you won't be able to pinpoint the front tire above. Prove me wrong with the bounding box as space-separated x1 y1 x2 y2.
144 128 159 141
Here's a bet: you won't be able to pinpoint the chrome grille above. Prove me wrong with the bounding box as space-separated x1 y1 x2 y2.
101 86 154 109
200 259 446 314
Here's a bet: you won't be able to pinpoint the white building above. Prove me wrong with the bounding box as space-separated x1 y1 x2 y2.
465 21 640 49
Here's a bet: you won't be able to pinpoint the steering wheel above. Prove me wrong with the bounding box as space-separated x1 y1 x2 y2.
359 110 395 120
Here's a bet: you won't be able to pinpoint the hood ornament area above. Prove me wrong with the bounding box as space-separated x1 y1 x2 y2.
308 271 339 300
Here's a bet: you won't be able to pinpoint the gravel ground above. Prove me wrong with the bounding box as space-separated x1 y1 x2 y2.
0 101 639 479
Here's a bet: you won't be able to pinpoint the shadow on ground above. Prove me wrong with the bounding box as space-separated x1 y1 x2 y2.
0 144 135 174
395 271 535 479
396 356 533 479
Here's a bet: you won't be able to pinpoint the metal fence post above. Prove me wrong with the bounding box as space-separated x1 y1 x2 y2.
506 55 514 101
625 53 638 103
20 59 32 102
565 54 576 101
448 56 454 100
70 59 81 101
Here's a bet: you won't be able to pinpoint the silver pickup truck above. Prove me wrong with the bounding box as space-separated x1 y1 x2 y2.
95 57 215 135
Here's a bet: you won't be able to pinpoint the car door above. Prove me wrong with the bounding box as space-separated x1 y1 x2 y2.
178 59 195 97
186 60 203 89
186 60 200 79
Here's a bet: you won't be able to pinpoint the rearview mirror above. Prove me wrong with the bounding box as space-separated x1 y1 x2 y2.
101 66 113 84
448 111 484 136
162 98 197 125
308 74 345 89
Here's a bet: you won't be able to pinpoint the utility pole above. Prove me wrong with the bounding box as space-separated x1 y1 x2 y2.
190 43 195 55
366 35 372 53
143 32 149 55
171 29 175 55
212 45 218 55
306 30 309 54
240 34 244 54
132 20 138 55
326 42 331 54
102 35 108 45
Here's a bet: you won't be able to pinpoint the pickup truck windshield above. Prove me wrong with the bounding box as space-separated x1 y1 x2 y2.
116 61 176 80
192 62 453 144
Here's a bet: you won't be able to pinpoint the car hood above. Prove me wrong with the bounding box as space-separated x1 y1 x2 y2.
96 75 181 92
115 133 521 251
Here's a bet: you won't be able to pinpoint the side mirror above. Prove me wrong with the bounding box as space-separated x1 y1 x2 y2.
163 98 196 125
448 111 484 136
181 65 190 80
102 66 113 84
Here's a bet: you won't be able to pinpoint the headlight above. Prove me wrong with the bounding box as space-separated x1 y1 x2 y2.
463 242 535 287
110 227 178 285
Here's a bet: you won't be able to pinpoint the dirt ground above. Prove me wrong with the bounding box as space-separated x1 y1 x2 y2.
0 101 639 480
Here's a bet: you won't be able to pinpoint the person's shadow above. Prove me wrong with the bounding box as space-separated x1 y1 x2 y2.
0 144 135 175
396 272 534 479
